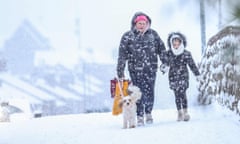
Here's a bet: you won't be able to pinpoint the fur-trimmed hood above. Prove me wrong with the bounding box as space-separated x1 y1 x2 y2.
130 12 152 30
167 32 187 55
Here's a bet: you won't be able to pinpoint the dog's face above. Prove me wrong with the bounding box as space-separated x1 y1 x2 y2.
119 96 134 109
122 96 133 107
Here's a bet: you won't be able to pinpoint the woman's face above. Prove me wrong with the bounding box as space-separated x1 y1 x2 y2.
172 39 181 49
135 20 148 33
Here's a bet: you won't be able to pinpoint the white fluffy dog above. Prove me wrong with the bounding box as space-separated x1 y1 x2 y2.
119 85 142 129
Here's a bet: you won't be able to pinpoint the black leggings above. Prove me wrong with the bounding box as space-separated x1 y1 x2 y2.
173 89 188 110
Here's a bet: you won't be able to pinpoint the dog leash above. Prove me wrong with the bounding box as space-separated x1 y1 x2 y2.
116 76 124 98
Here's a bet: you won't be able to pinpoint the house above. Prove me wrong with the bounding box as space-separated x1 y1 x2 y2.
2 19 50 75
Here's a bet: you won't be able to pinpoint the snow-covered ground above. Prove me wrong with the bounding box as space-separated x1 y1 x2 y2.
1 70 240 144
0 103 239 144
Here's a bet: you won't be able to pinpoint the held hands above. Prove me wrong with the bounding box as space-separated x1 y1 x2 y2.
160 64 169 74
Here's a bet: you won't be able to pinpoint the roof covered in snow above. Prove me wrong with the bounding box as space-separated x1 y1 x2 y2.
208 26 240 46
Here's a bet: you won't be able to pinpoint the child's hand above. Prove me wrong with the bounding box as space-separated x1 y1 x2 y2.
160 64 169 74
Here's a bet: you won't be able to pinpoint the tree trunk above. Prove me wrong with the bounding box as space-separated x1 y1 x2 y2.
200 0 206 55
218 0 222 29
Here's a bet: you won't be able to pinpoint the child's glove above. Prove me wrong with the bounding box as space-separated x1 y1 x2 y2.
160 64 169 74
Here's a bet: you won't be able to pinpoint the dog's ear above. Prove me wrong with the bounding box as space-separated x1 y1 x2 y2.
127 89 133 95
118 99 123 108
131 91 142 103
131 96 139 103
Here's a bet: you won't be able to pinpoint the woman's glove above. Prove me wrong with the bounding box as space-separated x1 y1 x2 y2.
160 64 169 74
117 77 125 82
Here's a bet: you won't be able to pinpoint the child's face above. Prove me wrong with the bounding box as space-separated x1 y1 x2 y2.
172 39 181 49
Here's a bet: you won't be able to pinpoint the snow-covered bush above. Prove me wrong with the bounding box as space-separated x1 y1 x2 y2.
198 26 240 116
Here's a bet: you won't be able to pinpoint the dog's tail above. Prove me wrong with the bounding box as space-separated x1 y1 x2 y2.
130 86 142 102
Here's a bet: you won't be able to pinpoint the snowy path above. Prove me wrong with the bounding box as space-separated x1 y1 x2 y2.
0 104 239 144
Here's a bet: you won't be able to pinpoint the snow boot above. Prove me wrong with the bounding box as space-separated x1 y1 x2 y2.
183 109 190 121
145 114 153 124
177 109 183 121
137 116 144 126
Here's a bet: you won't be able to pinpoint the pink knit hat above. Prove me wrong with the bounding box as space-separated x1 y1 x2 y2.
134 15 148 23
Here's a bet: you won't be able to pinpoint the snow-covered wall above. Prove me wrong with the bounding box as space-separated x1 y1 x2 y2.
198 26 240 116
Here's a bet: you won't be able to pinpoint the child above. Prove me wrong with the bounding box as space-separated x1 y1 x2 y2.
160 32 200 121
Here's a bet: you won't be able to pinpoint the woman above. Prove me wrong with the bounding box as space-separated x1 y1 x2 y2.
116 12 166 126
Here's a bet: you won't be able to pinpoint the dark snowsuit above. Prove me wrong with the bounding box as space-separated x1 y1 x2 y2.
163 32 200 110
117 12 166 117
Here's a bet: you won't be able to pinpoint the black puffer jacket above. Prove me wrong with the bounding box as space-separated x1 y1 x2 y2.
163 32 200 91
117 12 166 78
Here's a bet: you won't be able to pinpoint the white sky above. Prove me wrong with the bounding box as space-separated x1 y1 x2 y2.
0 0 220 68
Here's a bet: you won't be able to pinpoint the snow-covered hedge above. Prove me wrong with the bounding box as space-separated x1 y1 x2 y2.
198 26 240 116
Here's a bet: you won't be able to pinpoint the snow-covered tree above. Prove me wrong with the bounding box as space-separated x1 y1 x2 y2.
198 26 240 116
